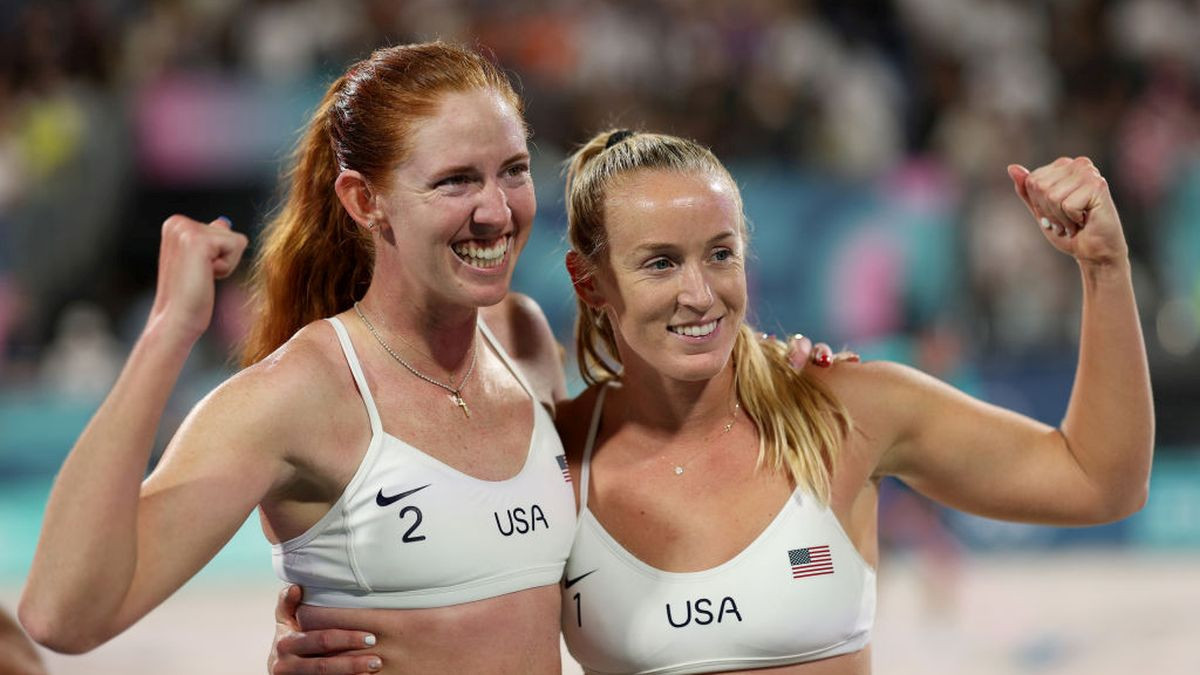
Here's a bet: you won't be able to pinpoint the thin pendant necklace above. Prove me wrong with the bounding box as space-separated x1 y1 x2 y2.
354 302 477 418
672 400 740 476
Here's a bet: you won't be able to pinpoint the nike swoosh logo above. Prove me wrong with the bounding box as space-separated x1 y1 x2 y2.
564 570 597 589
376 483 431 507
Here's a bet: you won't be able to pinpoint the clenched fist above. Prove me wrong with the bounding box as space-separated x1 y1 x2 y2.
1006 157 1129 267
148 215 249 343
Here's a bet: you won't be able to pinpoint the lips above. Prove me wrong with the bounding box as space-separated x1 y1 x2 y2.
451 235 510 269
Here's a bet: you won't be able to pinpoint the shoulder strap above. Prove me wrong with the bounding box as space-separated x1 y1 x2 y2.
579 384 609 512
326 316 383 437
477 317 537 402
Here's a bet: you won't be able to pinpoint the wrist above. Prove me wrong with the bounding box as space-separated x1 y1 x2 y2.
140 312 203 360
1077 255 1132 287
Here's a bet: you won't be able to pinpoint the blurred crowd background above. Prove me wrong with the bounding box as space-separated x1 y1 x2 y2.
1 0 1199 671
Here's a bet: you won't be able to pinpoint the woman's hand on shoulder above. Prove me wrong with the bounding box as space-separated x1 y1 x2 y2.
270 586 381 675
780 333 860 371
149 215 248 344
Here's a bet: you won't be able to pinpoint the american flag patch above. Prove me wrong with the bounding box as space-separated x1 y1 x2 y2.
556 454 572 482
788 545 833 579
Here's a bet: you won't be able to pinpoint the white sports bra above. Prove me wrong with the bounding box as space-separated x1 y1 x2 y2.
271 316 575 609
561 385 876 674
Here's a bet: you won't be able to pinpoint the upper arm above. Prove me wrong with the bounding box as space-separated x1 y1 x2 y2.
113 363 301 631
840 361 1105 525
481 293 567 408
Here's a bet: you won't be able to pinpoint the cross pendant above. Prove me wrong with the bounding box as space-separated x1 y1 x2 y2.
449 392 470 418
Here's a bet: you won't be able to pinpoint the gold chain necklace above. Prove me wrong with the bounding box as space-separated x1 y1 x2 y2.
671 401 740 476
353 302 477 417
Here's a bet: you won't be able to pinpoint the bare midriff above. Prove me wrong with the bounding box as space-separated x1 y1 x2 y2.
704 647 872 675
296 583 562 674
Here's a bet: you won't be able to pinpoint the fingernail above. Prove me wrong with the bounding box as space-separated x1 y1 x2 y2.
368 658 382 671
218 216 232 226
817 353 832 367
1039 217 1052 230
364 634 376 646
791 333 806 343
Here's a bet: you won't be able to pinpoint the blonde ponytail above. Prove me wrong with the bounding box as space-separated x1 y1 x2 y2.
732 324 850 503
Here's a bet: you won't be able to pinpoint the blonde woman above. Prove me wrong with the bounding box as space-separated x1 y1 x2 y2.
551 130 1150 674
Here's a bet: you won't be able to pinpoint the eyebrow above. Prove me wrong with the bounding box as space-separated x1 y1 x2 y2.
631 230 739 256
430 152 530 178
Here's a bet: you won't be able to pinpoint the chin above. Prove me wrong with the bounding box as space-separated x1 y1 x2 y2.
659 352 733 383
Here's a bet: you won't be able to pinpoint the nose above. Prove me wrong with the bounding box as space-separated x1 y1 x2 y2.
473 180 511 229
677 262 714 311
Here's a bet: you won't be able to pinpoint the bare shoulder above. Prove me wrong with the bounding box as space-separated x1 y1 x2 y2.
481 293 567 406
182 319 354 453
804 358 934 407
800 359 938 452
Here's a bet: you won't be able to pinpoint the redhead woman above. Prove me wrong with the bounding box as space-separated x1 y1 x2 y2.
549 131 1151 674
19 42 575 674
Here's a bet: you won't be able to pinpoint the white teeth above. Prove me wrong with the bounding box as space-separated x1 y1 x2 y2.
452 237 508 268
669 320 718 337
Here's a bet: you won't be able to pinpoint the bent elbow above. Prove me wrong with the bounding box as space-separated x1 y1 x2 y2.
1087 480 1150 525
1112 483 1150 522
18 596 108 654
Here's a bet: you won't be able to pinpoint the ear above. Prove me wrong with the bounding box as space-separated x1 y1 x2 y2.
334 170 382 229
566 251 606 308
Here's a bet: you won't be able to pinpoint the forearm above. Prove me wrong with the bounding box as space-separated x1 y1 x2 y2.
20 317 195 651
1061 257 1153 518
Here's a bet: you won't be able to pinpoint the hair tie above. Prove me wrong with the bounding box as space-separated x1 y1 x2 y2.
604 129 635 150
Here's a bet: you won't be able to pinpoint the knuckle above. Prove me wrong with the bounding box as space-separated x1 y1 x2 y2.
162 214 188 235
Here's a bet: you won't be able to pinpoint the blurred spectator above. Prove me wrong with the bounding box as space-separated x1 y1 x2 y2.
39 301 122 399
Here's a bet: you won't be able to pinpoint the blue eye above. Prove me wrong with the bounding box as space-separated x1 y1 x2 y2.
712 248 733 262
647 258 672 271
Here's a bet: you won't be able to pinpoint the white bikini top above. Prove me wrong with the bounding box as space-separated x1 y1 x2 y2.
561 385 876 674
271 316 576 609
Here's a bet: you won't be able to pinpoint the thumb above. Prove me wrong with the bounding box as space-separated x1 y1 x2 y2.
274 585 303 629
787 334 814 371
1006 164 1035 215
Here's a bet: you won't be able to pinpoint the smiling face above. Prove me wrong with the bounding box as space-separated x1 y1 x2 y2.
590 169 748 382
374 87 535 309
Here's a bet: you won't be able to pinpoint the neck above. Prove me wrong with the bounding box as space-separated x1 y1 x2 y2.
356 286 478 372
613 359 738 438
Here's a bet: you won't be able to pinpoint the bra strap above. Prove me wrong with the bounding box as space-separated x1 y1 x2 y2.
326 316 383 437
579 384 609 512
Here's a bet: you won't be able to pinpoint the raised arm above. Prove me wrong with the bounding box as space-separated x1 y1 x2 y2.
871 158 1152 525
18 215 291 652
